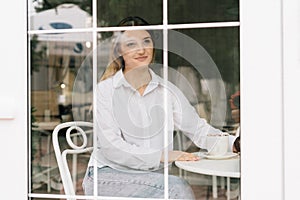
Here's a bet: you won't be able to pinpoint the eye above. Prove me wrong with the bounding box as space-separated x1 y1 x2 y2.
143 39 153 46
126 41 137 48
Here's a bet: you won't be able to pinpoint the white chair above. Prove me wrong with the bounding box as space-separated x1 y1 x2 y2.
52 121 93 198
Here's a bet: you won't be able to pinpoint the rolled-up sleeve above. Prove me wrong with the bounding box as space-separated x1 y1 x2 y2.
96 80 162 170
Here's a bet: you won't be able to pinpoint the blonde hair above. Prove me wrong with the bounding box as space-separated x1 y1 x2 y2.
100 34 124 81
100 16 154 81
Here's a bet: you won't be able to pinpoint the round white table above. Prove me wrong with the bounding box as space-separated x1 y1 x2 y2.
175 153 240 200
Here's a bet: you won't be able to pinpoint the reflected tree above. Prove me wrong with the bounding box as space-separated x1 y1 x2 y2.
30 35 47 74
33 0 92 15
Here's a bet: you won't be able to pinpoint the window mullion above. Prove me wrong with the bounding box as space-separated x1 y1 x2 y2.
92 0 98 199
163 0 169 199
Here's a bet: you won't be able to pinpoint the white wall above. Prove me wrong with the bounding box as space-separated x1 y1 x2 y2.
0 1 27 199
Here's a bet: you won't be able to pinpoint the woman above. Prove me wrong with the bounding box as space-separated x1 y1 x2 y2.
83 16 237 199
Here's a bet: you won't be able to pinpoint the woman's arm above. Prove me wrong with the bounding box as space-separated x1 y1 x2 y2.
170 83 238 151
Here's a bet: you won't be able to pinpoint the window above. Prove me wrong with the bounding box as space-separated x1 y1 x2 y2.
28 0 240 199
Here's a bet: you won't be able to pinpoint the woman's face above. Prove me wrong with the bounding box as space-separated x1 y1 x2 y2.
119 30 154 71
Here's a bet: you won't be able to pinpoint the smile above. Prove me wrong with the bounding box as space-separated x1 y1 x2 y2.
135 56 148 62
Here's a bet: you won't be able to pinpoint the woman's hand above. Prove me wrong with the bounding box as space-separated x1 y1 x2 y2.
160 150 200 163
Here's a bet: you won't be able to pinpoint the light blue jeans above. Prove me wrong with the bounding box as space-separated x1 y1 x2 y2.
82 166 195 199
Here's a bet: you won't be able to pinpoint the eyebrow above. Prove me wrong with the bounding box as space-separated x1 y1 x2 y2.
123 36 152 43
123 39 136 43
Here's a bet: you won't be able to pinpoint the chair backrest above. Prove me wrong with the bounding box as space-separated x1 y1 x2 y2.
52 121 93 198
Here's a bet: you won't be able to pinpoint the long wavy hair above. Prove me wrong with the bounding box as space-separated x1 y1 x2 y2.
100 16 155 81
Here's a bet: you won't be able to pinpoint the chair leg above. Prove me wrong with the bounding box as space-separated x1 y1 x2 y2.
227 177 230 200
212 175 218 198
47 133 51 192
72 136 78 192
72 154 77 192
225 177 240 200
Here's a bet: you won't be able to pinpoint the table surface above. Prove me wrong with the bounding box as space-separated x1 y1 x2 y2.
175 152 240 178
33 121 61 131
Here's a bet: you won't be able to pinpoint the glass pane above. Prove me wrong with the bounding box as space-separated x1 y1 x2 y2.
89 30 167 199
168 27 240 128
168 27 240 199
30 32 93 195
28 1 241 199
97 0 163 27
97 30 164 80
29 0 92 30
168 0 239 24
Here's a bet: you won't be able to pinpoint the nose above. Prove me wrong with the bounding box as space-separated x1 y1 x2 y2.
136 43 146 54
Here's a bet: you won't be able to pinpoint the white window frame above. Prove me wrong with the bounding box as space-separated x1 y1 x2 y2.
240 0 284 199
0 1 28 200
282 0 300 199
1 0 299 199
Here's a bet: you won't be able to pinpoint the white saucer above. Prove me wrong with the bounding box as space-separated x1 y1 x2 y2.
203 152 239 160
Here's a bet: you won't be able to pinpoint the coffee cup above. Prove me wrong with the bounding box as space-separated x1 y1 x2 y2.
206 133 229 156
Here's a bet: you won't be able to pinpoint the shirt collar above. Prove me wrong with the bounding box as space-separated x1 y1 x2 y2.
112 69 129 88
112 68 163 89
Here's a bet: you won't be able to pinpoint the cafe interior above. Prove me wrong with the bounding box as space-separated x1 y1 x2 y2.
29 1 241 199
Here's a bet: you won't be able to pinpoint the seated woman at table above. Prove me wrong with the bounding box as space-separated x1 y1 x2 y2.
82 16 239 199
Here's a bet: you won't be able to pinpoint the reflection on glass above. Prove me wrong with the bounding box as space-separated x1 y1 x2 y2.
168 0 239 24
97 0 162 27
28 1 241 198
168 27 240 129
78 19 240 199
166 27 240 200
81 17 176 198
29 1 92 30
30 32 93 194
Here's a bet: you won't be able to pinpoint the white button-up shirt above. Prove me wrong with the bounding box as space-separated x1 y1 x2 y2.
89 69 229 171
